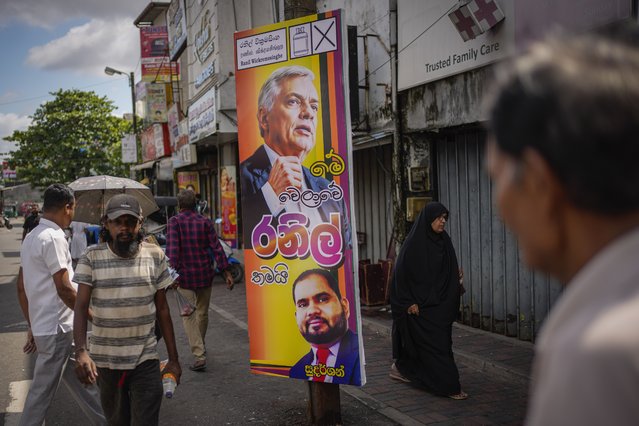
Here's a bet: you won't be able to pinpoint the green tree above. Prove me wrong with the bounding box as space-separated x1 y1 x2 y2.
6 89 132 188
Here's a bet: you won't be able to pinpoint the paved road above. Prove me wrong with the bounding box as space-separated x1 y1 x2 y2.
0 220 394 426
1 218 529 425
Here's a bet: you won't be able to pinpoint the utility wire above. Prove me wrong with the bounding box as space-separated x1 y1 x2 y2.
358 3 457 85
0 77 134 107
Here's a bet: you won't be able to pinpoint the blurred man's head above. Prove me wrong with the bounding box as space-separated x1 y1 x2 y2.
42 184 75 228
292 269 349 348
485 26 639 279
177 189 197 211
257 66 319 160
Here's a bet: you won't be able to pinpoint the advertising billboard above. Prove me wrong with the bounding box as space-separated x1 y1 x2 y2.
234 9 364 386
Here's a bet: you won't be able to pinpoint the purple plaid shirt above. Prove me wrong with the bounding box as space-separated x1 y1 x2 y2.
166 209 229 289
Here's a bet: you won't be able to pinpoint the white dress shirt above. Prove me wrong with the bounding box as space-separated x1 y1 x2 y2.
21 218 76 336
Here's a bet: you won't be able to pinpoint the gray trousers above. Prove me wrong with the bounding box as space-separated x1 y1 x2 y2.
19 329 105 426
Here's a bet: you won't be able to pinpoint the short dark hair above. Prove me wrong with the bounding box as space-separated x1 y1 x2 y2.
292 268 341 302
43 184 74 213
486 25 639 214
177 189 197 210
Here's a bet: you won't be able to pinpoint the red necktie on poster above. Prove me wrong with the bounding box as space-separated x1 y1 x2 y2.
315 348 330 382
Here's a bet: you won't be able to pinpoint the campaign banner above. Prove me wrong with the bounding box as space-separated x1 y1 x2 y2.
220 166 238 247
234 9 364 386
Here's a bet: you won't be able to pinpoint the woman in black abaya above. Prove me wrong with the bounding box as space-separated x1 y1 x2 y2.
389 202 468 400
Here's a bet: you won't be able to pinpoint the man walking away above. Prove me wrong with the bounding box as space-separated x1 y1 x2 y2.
22 205 40 241
166 189 233 372
17 184 105 426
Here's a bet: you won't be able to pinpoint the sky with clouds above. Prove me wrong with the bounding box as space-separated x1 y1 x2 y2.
0 0 145 161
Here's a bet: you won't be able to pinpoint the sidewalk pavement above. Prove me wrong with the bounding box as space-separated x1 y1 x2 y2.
355 306 533 425
210 251 534 425
229 248 533 424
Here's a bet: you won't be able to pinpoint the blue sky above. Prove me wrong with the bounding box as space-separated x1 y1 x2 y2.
0 0 146 161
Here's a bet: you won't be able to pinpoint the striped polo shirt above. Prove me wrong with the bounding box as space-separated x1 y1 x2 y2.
74 241 173 370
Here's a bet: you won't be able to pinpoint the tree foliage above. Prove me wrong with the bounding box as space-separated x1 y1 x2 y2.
7 89 132 188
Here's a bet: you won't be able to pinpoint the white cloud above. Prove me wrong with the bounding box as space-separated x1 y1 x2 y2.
0 113 31 154
25 18 140 77
0 0 141 29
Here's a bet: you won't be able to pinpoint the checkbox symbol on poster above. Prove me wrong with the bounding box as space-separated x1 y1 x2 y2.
312 17 337 54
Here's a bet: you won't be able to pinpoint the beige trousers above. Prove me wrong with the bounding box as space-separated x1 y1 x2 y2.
177 286 212 361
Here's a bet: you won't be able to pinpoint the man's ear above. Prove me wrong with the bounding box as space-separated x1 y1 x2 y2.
257 107 269 134
341 297 350 320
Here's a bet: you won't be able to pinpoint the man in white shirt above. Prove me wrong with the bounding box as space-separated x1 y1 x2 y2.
17 183 104 426
485 26 639 425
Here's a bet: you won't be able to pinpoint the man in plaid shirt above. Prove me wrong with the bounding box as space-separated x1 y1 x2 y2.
166 189 233 371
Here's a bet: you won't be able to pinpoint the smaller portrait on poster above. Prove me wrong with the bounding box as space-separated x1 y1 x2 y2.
288 268 361 384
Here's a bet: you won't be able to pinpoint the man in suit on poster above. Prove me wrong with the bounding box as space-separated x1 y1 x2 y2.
239 65 350 249
289 268 361 385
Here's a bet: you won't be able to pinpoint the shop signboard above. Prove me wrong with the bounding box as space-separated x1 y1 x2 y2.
140 26 180 83
167 0 187 60
188 88 216 143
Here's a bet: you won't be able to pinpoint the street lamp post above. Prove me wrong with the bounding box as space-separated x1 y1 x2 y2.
104 66 138 140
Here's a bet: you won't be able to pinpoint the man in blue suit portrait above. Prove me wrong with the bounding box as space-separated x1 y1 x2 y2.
239 65 350 249
289 269 361 385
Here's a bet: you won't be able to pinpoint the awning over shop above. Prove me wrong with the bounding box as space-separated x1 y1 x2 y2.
130 160 156 171
352 130 393 151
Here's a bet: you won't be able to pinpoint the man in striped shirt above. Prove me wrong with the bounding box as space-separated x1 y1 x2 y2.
166 189 233 372
73 194 181 425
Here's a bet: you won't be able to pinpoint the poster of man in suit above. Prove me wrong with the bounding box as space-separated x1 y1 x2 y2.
234 9 364 386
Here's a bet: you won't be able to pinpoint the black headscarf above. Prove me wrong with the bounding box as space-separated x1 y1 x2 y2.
390 202 459 315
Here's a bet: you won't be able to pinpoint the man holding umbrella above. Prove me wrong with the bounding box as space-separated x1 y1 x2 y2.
73 194 181 425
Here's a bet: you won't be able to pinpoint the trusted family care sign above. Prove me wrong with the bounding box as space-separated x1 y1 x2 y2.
234 9 364 386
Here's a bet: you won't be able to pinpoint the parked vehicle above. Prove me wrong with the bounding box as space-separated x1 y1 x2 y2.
216 238 244 284
3 203 17 218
